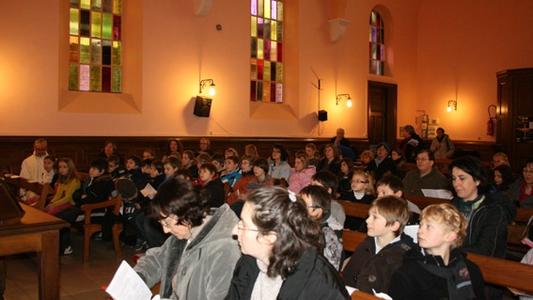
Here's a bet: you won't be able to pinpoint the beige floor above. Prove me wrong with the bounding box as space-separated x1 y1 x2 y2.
3 233 136 300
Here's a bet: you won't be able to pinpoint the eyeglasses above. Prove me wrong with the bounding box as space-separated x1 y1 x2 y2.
351 180 369 184
237 220 260 232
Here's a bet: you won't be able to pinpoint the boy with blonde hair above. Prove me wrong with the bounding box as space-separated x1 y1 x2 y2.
389 203 485 299
342 196 415 293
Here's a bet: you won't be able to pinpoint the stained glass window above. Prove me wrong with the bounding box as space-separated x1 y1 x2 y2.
251 0 283 103
369 10 385 76
69 0 122 93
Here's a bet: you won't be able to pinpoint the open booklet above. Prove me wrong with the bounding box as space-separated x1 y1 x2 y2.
140 183 157 199
345 286 393 299
106 260 160 300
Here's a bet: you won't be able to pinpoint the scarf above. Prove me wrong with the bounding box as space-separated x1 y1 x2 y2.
456 195 484 221
418 252 476 300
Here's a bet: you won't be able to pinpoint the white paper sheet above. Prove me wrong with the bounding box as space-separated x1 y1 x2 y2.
421 189 453 200
140 183 157 199
403 224 419 243
106 260 153 300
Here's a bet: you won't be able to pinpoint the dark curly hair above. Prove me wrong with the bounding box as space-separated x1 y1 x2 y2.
246 187 323 278
272 144 289 162
150 177 209 227
449 156 490 195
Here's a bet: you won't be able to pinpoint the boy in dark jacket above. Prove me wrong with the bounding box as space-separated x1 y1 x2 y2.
388 203 485 300
342 196 415 293
58 158 114 254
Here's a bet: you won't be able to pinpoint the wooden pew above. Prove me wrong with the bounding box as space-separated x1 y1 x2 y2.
342 230 533 294
515 207 533 224
404 194 450 209
338 200 370 219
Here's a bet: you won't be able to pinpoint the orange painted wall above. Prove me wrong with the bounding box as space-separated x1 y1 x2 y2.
415 0 533 142
1 0 530 141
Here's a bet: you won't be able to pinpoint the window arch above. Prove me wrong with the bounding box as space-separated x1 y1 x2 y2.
369 10 385 75
68 0 122 93
250 0 284 103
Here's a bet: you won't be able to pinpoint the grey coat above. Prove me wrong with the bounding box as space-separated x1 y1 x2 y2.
134 204 241 299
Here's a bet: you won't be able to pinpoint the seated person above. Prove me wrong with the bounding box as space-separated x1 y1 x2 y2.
305 143 321 168
107 154 127 179
142 148 156 160
399 125 423 163
377 174 421 215
492 164 515 193
491 152 510 169
199 163 225 208
125 155 146 189
58 158 114 255
402 149 449 197
367 143 397 181
221 156 242 188
317 144 341 175
224 147 239 159
42 155 57 185
355 149 374 171
134 177 240 299
450 156 516 258
181 150 199 179
311 171 346 232
341 170 376 231
163 156 180 180
268 144 291 180
506 158 533 208
337 158 354 197
211 153 226 175
342 196 415 293
44 158 81 216
147 159 165 190
225 187 349 299
227 155 255 205
389 203 485 300
300 185 343 270
288 152 316 194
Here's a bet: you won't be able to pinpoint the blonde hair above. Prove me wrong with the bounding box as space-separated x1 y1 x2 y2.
421 203 467 249
352 169 375 195
294 152 309 169
371 196 410 235
360 150 375 161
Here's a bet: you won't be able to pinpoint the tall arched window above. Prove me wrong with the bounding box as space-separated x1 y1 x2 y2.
250 0 284 103
369 10 384 76
68 0 122 93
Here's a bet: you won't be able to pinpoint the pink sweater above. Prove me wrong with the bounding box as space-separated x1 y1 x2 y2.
288 166 316 194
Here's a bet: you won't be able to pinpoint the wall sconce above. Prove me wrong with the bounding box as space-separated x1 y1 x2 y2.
336 94 352 108
447 99 457 112
199 79 216 97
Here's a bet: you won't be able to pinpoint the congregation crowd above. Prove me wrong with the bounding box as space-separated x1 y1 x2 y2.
11 126 533 300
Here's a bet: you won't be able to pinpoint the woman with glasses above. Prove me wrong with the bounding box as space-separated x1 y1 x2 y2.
506 158 533 208
133 177 241 300
226 186 349 300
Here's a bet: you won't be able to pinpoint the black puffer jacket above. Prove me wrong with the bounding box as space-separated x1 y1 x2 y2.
452 191 516 258
225 249 349 300
342 234 416 293
388 248 486 300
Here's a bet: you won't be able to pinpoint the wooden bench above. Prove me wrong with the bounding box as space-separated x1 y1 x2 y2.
342 230 533 294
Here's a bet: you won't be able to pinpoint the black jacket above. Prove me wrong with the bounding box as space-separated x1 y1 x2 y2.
203 178 225 208
389 248 485 300
367 156 396 181
342 234 415 292
452 191 516 258
73 174 114 206
225 249 349 300
318 158 342 175
400 133 423 163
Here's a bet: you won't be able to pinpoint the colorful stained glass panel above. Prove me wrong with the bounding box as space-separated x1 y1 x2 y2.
91 12 101 38
70 9 79 35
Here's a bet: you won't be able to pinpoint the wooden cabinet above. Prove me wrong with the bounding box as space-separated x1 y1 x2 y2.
497 68 533 170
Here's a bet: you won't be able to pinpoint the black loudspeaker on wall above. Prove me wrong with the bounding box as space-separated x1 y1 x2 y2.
318 110 328 121
193 96 212 117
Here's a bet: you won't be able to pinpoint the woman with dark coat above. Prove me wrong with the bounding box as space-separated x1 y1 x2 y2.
400 125 423 163
226 187 349 300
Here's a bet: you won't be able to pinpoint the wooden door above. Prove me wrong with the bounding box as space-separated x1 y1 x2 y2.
367 81 397 146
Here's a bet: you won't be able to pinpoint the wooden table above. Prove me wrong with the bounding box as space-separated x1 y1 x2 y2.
0 204 68 300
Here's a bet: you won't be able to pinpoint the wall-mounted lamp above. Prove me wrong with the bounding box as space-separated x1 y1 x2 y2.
336 93 353 108
199 79 216 97
447 99 457 112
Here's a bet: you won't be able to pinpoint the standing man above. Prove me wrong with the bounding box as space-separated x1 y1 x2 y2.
20 138 49 182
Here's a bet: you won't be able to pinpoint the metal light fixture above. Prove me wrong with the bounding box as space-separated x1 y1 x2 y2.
199 79 216 97
336 93 352 108
447 99 457 112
